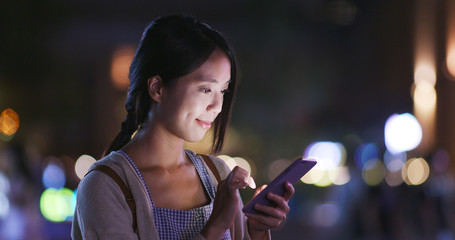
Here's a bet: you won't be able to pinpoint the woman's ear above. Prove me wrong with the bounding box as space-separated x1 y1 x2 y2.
147 76 164 103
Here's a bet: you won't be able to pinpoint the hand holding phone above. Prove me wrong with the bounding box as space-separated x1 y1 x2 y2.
242 158 317 214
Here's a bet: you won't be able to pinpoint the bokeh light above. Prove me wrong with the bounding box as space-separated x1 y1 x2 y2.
216 155 254 179
329 166 351 185
313 171 333 187
110 45 135 90
354 143 379 170
301 168 333 187
0 192 10 219
447 46 455 79
383 150 406 172
304 141 346 170
312 202 340 227
385 169 403 187
414 63 436 86
0 172 11 194
402 158 430 185
232 157 253 176
0 108 20 138
0 1 453 239
40 188 76 222
413 7 437 154
300 168 325 185
75 154 96 180
301 142 347 187
384 113 422 154
446 0 455 79
362 159 386 186
217 155 237 171
413 81 437 111
1 207 26 240
42 158 66 189
0 173 10 219
72 189 77 214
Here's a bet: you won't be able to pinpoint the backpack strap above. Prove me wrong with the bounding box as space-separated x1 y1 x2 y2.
200 154 222 183
86 165 137 232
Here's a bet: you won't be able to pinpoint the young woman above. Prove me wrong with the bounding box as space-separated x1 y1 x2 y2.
72 15 295 240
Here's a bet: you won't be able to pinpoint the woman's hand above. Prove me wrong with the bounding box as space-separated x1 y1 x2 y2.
245 182 295 237
201 166 255 239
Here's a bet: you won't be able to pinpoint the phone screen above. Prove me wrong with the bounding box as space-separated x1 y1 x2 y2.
242 158 317 214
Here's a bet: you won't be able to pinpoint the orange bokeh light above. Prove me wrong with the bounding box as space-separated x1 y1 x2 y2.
110 46 135 90
0 108 20 137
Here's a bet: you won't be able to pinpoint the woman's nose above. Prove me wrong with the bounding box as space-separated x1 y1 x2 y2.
207 92 223 114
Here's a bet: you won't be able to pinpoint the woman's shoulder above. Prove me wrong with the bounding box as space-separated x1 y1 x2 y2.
92 151 127 169
78 151 130 191
73 151 141 240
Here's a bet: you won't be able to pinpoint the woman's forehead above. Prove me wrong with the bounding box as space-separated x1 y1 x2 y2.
180 51 231 84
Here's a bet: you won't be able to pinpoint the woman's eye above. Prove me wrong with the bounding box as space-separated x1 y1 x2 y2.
201 88 211 93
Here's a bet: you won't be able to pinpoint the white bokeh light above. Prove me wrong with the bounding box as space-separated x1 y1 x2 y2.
304 141 345 171
384 113 422 154
75 155 96 180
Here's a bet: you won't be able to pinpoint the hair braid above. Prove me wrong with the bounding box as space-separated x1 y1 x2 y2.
104 88 145 156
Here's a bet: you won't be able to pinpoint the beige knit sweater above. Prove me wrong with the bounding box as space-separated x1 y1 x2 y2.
71 150 269 240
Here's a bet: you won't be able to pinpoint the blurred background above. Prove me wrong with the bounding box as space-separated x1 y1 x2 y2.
1 0 455 239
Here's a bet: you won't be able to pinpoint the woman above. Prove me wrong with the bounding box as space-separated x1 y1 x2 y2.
72 15 295 240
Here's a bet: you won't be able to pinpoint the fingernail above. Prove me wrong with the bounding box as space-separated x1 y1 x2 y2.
248 176 256 189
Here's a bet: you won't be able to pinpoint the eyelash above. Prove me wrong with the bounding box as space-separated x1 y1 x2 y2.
201 88 231 95
221 89 231 95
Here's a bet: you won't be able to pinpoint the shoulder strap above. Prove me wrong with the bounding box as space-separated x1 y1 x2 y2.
200 154 222 183
86 165 137 232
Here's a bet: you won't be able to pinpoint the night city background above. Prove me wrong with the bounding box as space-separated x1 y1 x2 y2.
1 0 455 239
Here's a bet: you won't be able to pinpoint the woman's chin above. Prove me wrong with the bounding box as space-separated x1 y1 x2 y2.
185 136 205 143
181 128 211 144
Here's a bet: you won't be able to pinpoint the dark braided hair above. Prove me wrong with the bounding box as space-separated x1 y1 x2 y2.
105 15 238 156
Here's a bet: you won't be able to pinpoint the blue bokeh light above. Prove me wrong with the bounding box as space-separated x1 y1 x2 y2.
354 143 379 170
42 162 66 189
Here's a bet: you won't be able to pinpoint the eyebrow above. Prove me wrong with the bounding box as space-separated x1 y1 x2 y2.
197 78 231 84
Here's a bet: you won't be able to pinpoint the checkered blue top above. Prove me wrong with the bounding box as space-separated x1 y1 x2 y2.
119 150 231 240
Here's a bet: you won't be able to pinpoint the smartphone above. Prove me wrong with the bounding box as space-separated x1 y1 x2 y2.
242 158 317 214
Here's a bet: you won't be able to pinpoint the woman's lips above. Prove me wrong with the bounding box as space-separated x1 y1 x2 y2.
197 119 212 129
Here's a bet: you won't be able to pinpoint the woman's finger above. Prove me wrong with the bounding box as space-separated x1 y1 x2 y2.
281 182 295 201
268 192 291 213
230 178 249 190
248 176 256 189
245 213 281 229
253 202 287 220
227 166 251 190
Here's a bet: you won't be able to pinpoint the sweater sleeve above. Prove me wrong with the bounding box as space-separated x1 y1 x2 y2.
71 169 139 240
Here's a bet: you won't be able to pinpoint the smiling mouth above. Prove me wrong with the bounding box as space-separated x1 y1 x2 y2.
196 119 212 129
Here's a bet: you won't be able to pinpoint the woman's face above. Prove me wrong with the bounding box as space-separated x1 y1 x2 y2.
157 48 231 142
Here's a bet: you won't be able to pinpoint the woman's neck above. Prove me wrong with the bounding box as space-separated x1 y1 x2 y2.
121 118 187 169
